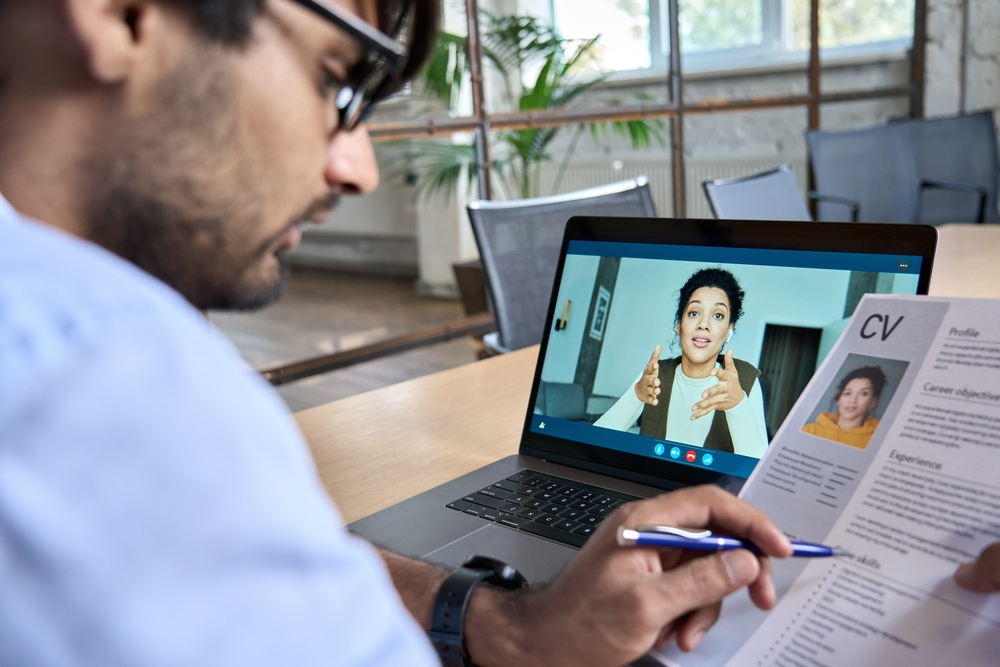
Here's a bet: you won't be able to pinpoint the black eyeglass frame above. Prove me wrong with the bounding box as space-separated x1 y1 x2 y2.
289 0 412 131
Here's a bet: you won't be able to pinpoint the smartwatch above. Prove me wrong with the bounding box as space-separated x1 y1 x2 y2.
427 555 528 667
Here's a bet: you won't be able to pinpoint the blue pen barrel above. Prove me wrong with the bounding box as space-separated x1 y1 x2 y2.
617 527 847 558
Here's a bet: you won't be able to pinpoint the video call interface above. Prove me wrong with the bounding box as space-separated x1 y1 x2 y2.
531 240 923 480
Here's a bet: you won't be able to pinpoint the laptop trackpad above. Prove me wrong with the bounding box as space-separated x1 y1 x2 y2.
423 524 577 584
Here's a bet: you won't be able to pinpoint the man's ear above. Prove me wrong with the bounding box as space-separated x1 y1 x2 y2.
64 0 152 83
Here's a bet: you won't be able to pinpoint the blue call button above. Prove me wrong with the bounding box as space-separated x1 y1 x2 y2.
669 446 681 459
653 443 665 456
702 453 714 466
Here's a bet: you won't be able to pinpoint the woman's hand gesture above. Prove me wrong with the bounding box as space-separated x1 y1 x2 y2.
634 345 662 406
692 349 745 419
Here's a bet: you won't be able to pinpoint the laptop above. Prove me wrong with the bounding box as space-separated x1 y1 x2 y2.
350 216 937 583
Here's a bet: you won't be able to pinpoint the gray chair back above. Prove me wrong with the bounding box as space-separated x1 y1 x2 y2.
807 111 999 224
703 164 811 221
808 122 918 222
467 177 657 351
901 111 999 224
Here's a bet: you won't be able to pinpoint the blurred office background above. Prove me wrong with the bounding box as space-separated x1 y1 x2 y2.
210 0 1000 412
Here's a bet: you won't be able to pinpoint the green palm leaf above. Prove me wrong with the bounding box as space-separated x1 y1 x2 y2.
388 13 670 200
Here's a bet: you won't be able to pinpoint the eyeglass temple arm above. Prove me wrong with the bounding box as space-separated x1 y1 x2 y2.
288 0 409 59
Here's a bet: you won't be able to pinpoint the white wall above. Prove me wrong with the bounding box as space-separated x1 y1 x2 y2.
539 254 601 383
926 0 1000 135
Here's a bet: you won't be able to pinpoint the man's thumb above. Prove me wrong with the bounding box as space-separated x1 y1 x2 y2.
657 550 759 615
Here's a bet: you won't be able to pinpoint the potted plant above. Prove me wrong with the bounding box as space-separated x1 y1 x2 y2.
395 12 667 201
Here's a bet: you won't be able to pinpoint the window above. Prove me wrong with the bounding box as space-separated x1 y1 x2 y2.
788 0 914 51
536 0 914 76
552 0 652 71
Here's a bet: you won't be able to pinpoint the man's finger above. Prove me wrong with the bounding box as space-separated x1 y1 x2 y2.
618 485 793 559
955 542 1000 592
653 549 760 623
747 554 777 610
672 603 723 652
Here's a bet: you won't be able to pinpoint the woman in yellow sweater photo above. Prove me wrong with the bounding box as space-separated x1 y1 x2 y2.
802 365 888 450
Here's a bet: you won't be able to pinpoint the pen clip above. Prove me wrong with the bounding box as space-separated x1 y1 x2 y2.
633 525 713 539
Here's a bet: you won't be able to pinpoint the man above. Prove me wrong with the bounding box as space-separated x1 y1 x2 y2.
0 1 797 665
956 544 1000 594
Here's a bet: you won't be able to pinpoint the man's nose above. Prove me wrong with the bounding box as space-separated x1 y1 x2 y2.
325 125 380 195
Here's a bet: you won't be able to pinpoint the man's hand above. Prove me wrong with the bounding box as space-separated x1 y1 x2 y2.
634 345 662 406
464 485 792 667
691 349 744 420
955 542 1000 593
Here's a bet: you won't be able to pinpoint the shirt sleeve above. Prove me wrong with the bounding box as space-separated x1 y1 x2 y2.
593 372 647 431
724 378 769 458
0 314 439 667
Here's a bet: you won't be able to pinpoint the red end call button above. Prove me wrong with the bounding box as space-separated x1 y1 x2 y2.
685 450 697 462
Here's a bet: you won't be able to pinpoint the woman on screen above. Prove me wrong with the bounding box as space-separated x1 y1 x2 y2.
801 365 886 449
595 267 768 458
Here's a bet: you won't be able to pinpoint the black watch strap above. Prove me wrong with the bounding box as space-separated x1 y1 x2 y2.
428 556 527 667
428 566 493 667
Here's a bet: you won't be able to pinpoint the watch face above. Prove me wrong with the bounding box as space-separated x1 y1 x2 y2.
462 555 528 589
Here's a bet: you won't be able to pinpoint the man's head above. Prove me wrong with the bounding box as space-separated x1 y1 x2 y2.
0 0 438 310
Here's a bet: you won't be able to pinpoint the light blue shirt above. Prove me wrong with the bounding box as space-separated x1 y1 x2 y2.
0 194 438 666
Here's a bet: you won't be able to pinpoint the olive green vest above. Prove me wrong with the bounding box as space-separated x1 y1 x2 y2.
639 356 760 453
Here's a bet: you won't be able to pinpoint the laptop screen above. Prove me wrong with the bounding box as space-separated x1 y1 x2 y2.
522 217 936 493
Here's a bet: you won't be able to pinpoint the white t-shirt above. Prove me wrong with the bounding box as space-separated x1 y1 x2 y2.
594 363 769 458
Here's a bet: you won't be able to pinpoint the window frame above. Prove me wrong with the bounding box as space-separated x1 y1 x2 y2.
547 0 915 83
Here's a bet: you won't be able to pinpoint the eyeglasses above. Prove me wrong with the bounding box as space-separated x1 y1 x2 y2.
289 0 412 132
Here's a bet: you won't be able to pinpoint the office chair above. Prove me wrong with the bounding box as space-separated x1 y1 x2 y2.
702 164 858 222
467 177 657 354
807 110 998 224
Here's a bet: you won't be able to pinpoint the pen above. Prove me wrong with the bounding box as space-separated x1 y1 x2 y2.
617 525 852 558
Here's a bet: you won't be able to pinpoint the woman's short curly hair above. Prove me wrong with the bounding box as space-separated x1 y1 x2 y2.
674 267 746 329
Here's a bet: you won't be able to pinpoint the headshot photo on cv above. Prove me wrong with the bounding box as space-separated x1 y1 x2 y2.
801 353 910 450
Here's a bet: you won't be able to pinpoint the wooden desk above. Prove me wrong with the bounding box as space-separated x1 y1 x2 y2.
930 224 1000 298
297 222 999 523
295 348 538 524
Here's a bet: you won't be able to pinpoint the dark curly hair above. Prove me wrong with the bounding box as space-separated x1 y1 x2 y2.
834 365 888 401
674 267 745 329
167 0 439 86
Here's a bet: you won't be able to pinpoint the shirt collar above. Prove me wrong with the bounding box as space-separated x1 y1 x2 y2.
0 191 17 224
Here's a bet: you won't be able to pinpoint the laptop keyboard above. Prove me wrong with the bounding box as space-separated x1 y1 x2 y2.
446 470 640 548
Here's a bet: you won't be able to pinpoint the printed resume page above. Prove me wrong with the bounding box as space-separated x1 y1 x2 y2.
655 295 1000 667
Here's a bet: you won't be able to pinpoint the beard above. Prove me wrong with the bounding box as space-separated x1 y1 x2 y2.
80 41 303 312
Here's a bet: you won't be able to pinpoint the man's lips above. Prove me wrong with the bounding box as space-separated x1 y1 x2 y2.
271 196 340 254
277 223 304 251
